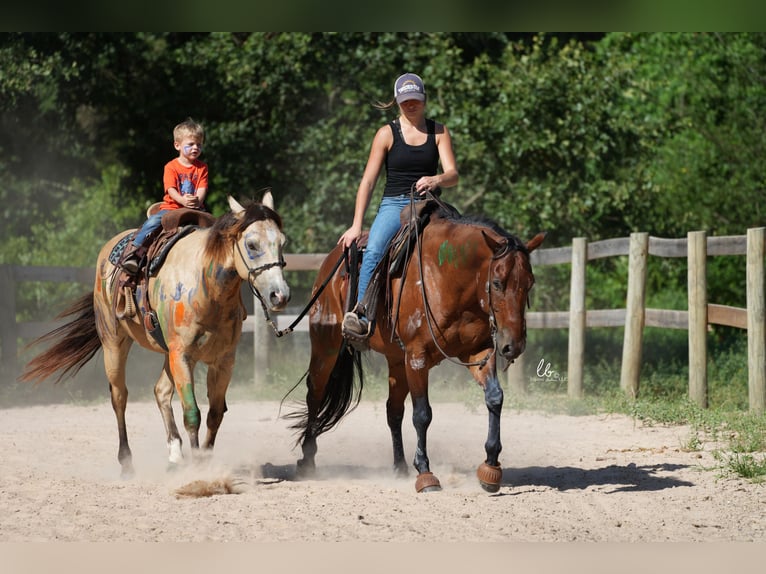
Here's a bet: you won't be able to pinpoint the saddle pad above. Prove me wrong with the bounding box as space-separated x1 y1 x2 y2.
147 225 197 276
108 233 135 266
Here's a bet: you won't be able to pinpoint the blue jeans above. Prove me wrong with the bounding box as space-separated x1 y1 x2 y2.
357 195 418 305
132 210 168 247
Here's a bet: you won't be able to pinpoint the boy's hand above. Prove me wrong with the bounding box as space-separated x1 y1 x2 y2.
184 195 201 209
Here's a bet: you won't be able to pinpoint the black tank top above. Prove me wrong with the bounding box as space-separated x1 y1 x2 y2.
383 118 440 197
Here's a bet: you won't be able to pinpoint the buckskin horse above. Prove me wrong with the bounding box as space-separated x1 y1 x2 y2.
291 201 544 492
21 192 290 477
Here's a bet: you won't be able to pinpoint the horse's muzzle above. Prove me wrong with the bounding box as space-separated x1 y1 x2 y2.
269 287 290 311
499 339 525 363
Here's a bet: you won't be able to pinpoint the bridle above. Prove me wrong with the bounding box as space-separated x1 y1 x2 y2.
410 190 526 371
235 233 287 335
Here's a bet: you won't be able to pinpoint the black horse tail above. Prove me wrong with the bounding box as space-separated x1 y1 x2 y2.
288 345 364 443
18 291 101 384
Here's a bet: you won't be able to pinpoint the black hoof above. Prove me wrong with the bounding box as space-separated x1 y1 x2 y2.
479 481 501 493
295 459 315 479
419 484 443 493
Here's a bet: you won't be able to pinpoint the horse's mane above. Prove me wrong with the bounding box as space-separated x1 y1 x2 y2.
204 201 283 261
434 206 529 254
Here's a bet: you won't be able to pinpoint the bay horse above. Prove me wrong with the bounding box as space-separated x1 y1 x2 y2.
20 193 290 477
291 203 544 492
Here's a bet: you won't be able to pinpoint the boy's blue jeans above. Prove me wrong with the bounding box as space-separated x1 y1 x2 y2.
132 210 168 247
357 195 419 305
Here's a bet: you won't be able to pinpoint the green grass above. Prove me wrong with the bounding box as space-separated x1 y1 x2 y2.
714 452 766 481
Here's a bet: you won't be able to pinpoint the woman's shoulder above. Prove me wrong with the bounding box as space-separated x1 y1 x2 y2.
428 118 448 135
372 123 395 144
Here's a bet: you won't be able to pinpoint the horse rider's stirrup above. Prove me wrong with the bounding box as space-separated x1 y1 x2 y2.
342 311 371 339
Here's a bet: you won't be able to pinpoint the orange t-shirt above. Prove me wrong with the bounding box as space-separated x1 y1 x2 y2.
160 158 208 210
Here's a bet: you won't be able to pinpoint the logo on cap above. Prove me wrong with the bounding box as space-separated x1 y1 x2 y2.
394 73 426 103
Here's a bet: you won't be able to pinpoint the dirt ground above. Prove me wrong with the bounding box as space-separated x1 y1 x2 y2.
1 395 765 545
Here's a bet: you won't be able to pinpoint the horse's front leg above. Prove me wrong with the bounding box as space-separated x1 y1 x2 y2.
167 347 201 450
407 360 441 493
203 351 234 449
154 357 183 466
386 359 409 477
103 337 134 478
470 359 505 493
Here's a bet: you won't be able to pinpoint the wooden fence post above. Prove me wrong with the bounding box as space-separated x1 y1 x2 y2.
747 227 766 413
507 352 526 395
0 265 17 380
621 232 648 398
688 230 708 408
567 237 587 399
252 295 270 391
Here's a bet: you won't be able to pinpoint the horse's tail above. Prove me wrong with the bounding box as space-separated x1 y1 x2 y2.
18 291 101 384
288 346 364 442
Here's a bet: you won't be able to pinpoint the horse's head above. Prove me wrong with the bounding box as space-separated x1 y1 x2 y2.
228 192 291 311
482 231 545 364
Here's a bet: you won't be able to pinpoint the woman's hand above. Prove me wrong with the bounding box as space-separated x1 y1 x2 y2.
415 175 439 195
338 225 362 248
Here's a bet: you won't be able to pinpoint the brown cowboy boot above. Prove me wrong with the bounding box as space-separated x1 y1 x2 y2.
120 244 147 276
342 303 371 339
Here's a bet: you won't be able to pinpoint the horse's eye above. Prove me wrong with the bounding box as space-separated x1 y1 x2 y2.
492 279 504 291
246 239 260 253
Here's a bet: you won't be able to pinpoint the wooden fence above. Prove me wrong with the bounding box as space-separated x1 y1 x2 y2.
2 229 764 411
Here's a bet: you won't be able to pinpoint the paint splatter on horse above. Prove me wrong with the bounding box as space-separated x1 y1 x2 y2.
21 193 290 477
291 204 544 492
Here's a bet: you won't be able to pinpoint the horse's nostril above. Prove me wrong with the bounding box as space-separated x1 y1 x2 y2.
270 291 289 308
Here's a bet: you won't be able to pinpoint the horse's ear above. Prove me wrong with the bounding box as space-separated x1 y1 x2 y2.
262 190 274 210
481 230 504 252
526 232 546 253
228 195 245 214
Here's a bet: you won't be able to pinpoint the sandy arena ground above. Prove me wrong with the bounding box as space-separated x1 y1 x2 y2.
1 395 764 544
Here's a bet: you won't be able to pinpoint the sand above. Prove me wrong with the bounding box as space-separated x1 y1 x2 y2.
1 396 764 543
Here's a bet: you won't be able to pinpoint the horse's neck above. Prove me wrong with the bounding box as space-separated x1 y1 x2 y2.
165 230 238 290
424 220 493 266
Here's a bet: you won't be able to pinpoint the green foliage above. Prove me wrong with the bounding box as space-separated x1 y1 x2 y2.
4 32 764 251
2 32 764 419
1 165 140 321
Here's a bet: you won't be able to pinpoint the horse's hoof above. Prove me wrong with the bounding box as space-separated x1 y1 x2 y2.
295 459 315 479
393 461 409 478
120 465 135 480
415 471 442 493
393 466 409 479
477 462 503 493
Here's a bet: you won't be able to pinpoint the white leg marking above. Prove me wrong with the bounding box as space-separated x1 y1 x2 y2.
168 438 183 464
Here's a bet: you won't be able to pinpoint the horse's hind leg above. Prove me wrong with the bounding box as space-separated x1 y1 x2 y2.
296 374 322 477
407 361 442 493
154 357 183 465
296 335 343 477
103 337 134 478
385 358 409 477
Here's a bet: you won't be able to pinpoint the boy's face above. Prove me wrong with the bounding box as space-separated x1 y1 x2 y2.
175 135 204 161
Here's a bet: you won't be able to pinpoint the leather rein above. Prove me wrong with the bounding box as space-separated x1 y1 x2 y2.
245 189 524 370
239 237 346 338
